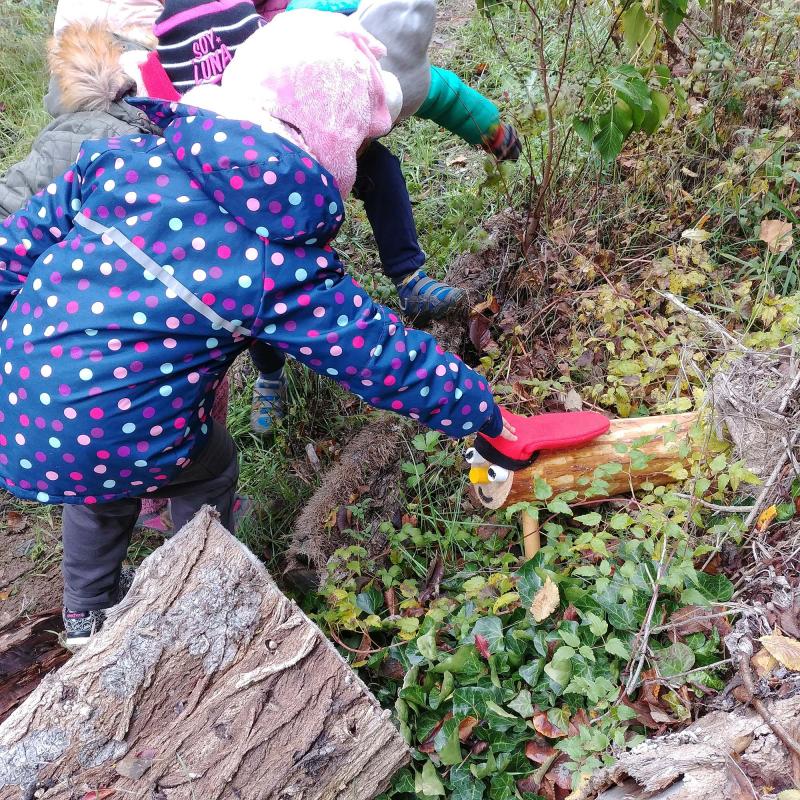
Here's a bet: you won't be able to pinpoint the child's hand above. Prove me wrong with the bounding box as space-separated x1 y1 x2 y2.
500 416 517 441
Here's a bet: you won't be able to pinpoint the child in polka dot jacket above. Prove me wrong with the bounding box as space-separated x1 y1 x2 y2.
0 17 513 647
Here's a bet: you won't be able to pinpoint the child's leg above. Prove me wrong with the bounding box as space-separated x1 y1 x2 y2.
416 66 520 161
249 341 288 434
61 498 140 613
167 422 240 533
354 141 465 323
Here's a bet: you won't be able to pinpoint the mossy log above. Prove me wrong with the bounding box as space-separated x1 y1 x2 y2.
0 507 408 800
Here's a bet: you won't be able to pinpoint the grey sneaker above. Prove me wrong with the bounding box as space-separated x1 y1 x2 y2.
62 565 136 649
250 371 288 435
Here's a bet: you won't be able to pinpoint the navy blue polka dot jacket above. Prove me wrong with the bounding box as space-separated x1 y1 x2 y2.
0 100 502 505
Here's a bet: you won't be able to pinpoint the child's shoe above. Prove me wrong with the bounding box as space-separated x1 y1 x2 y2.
62 565 137 649
62 608 106 649
396 269 466 324
250 370 288 435
483 122 521 162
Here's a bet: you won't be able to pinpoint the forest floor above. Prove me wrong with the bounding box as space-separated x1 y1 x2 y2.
1 0 800 798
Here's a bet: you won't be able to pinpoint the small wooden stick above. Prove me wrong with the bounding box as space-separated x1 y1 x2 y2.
521 510 540 560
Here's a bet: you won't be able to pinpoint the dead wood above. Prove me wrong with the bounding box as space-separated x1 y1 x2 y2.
0 507 409 800
0 609 69 725
575 694 800 800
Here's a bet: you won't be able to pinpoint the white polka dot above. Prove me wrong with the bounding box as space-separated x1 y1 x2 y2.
104 179 115 191
245 247 258 261
191 142 202 155
213 131 227 142
192 237 205 251
238 275 252 288
133 312 147 325
108 339 121 351
193 269 206 281
91 301 104 314
100 262 112 275
125 191 137 203
79 368 93 381
40 364 52 378
149 156 162 167
72 258 83 271
39 393 50 405
46 296 57 308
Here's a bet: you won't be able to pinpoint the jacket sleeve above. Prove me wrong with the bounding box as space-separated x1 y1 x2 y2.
0 161 85 317
253 245 503 439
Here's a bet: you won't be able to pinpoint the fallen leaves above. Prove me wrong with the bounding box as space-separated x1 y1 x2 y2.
680 227 712 243
458 716 478 742
81 791 115 800
759 219 794 255
760 630 800 671
2 511 26 533
531 577 560 622
525 738 558 763
474 634 491 660
532 710 569 739
751 647 778 678
755 504 778 533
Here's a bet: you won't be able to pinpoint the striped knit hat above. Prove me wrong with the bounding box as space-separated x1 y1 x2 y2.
154 0 264 92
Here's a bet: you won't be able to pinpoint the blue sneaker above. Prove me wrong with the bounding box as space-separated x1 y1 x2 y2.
250 370 287 435
396 269 466 324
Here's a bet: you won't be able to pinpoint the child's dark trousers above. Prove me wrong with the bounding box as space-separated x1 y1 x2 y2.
61 422 239 611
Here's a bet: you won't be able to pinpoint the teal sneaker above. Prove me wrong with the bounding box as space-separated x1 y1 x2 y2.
396 269 466 324
250 370 287 435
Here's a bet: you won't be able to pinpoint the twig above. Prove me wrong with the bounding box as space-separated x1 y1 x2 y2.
640 658 733 684
660 292 750 353
625 554 668 695
673 493 754 513
737 647 800 785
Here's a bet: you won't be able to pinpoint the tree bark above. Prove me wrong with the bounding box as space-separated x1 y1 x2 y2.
0 507 409 800
575 695 800 800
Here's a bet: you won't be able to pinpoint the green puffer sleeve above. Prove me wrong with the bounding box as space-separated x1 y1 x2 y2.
415 65 500 146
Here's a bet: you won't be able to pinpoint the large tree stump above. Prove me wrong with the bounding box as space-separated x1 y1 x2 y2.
0 507 409 800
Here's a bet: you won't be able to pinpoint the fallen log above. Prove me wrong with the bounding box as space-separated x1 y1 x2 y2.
0 507 409 800
0 609 69 725
574 694 800 800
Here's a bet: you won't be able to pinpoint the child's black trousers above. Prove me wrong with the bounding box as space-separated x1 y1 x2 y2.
60 422 239 611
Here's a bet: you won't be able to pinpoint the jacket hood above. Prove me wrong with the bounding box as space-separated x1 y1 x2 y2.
132 99 345 243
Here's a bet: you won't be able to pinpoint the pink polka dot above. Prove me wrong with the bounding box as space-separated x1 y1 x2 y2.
263 171 277 185
230 175 244 190
352 336 364 348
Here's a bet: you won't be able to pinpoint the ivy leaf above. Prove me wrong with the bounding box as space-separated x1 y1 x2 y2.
585 611 609 636
531 577 560 622
452 686 504 718
693 572 734 602
508 689 534 718
653 642 695 679
433 645 485 678
519 659 544 687
533 708 569 738
417 629 438 661
489 773 516 800
516 559 544 608
438 725 462 766
450 765 485 800
472 616 505 654
417 758 446 797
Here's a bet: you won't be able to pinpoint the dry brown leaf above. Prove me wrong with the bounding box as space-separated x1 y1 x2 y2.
525 738 558 764
760 630 800 671
755 504 778 533
0 590 9 601
759 219 794 254
3 511 26 533
458 716 478 742
531 577 559 622
751 647 778 678
532 711 569 739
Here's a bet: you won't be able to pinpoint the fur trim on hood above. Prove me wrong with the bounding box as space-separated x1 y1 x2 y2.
48 23 137 113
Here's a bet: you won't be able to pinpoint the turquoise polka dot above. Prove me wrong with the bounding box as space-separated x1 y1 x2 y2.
328 202 338 213
160 386 172 397
169 218 183 231
122 422 136 434
134 459 147 467
324 279 334 289
133 312 147 325
288 192 302 205
327 368 338 376
20 459 32 469
238 275 252 289
36 492 49 502
421 387 430 397
103 480 116 489
160 363 173 375
206 338 218 349
256 226 270 237
295 268 307 281
265 323 276 334
49 437 61 448
337 315 348 327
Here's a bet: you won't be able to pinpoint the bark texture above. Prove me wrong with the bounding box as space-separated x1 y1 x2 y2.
0 507 409 800
575 694 800 800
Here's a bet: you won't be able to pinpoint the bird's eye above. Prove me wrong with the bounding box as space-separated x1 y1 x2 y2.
487 466 510 483
464 447 478 465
